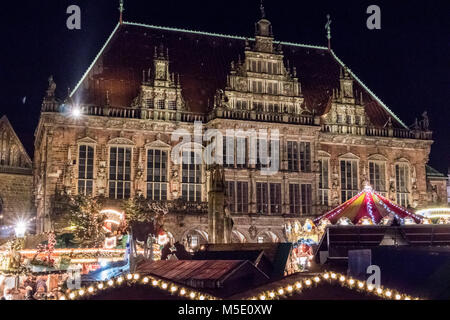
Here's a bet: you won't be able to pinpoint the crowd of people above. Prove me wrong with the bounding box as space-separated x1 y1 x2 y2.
0 274 67 300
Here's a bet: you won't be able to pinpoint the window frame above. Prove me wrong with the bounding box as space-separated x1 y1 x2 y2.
146 148 169 201
395 162 410 207
108 145 133 200
318 157 330 206
339 157 359 202
77 143 96 196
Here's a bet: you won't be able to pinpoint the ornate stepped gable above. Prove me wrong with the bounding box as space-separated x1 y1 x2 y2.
67 18 409 129
213 16 308 120
321 67 370 130
132 44 186 113
0 116 32 173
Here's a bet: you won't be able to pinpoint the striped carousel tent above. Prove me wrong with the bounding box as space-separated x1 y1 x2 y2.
314 185 423 226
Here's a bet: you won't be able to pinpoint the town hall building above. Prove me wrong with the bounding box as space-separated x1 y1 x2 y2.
31 5 447 245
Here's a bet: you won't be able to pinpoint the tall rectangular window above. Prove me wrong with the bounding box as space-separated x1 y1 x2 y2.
270 183 282 214
340 159 358 202
181 151 202 202
78 145 94 195
256 182 268 214
289 183 300 214
227 181 248 214
369 161 386 195
396 163 409 207
227 181 236 213
301 184 312 215
318 158 329 205
109 147 131 199
223 136 234 168
300 142 311 172
256 182 281 215
256 139 279 170
290 183 312 215
287 141 299 172
147 149 168 200
236 136 247 169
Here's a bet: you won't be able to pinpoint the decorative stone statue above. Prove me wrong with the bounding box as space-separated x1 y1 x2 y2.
134 150 145 195
431 185 439 203
420 111 429 130
46 75 56 98
389 180 396 201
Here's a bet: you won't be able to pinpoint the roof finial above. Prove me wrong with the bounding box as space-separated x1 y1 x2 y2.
325 14 332 50
260 0 266 19
119 0 124 25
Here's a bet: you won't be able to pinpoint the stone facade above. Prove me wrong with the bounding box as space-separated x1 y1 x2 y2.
0 116 34 233
32 12 444 244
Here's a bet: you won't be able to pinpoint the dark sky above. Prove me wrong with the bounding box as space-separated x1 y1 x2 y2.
1 0 449 173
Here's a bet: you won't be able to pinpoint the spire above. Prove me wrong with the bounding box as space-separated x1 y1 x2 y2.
119 0 124 25
325 14 332 50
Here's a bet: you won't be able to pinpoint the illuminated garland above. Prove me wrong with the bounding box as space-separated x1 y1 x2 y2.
58 271 420 301
60 273 219 301
247 271 421 300
365 191 376 224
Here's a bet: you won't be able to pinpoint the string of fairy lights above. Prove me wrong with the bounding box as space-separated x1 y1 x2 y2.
59 271 420 301
247 271 421 300
60 273 219 301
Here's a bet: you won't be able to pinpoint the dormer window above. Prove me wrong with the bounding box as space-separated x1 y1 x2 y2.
267 82 278 95
267 62 278 75
168 100 176 110
157 99 165 109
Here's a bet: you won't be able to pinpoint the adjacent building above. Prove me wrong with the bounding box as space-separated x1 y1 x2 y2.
0 116 33 235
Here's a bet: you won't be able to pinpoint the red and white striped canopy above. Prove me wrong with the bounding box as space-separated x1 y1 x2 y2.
314 186 423 225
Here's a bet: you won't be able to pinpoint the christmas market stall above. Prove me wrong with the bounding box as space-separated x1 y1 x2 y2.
314 185 424 226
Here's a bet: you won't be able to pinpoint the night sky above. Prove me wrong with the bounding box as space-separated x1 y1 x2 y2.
2 0 449 173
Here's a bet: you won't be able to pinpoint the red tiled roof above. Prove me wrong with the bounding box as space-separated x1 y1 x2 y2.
71 22 405 128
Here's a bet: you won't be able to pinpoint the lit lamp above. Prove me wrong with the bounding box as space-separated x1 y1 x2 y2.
71 105 82 118
14 221 27 238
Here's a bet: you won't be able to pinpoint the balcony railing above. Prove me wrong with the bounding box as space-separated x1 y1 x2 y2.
41 103 207 123
209 108 315 125
41 103 432 140
321 124 432 140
